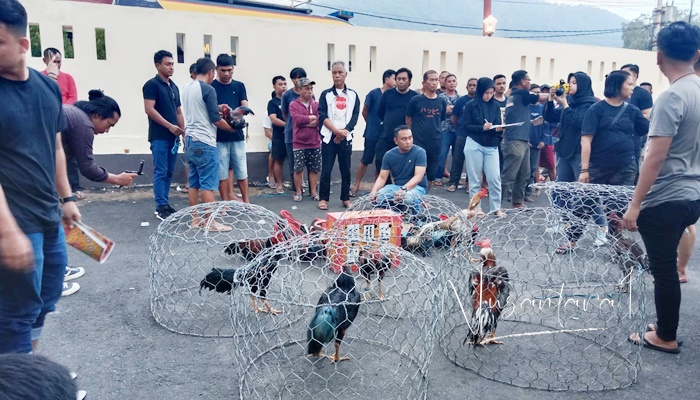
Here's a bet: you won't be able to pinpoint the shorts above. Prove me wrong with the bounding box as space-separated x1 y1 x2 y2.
293 148 321 173
217 140 248 181
539 144 555 170
186 137 219 191
271 138 287 162
360 138 378 165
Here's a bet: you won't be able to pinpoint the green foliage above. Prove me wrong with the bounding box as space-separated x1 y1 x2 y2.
29 25 41 57
622 15 651 50
96 28 106 60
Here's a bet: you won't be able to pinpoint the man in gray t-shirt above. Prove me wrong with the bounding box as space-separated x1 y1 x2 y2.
623 21 700 354
181 58 234 229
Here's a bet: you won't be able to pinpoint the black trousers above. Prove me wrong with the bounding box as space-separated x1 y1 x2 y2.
319 140 352 202
638 199 700 342
67 156 83 191
448 135 467 187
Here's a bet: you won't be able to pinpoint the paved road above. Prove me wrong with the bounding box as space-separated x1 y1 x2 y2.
40 183 700 399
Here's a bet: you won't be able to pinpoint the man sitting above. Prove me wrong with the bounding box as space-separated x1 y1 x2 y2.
369 125 427 213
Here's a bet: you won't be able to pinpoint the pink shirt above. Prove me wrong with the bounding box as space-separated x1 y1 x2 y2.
289 97 321 150
41 70 78 104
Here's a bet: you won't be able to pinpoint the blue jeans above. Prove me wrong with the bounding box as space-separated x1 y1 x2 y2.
464 137 502 213
150 140 177 208
526 146 540 196
375 184 426 215
0 226 67 353
186 136 219 191
437 130 456 181
217 141 248 181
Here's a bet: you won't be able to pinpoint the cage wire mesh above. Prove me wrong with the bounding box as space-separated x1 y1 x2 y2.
232 233 440 400
438 182 649 391
150 201 296 337
344 194 475 260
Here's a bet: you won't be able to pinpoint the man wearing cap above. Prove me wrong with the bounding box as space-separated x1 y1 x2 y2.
318 61 360 210
288 78 321 203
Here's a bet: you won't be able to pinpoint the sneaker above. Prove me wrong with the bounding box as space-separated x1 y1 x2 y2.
155 205 173 221
593 226 608 247
64 266 85 282
166 204 177 214
62 282 80 297
545 224 565 234
77 389 87 400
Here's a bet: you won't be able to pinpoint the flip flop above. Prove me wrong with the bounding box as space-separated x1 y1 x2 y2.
446 185 456 192
679 277 688 283
317 201 328 210
433 181 443 187
646 324 683 346
349 189 357 198
293 195 302 202
628 332 681 354
342 200 352 209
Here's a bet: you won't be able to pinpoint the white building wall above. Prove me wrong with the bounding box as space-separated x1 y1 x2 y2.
25 0 663 156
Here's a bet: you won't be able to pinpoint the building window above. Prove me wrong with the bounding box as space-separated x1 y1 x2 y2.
62 26 74 59
176 33 185 64
440 51 446 71
520 56 527 70
203 34 212 59
29 24 41 57
422 50 429 73
369 46 376 73
230 36 239 65
95 28 107 60
327 43 335 71
348 45 355 72
457 52 464 75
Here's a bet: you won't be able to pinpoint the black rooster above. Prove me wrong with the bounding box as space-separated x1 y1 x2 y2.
307 265 361 363
359 249 392 300
608 214 648 293
199 252 283 315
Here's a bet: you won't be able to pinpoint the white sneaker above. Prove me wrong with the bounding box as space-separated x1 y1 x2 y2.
64 266 85 282
62 282 80 297
546 224 565 234
593 226 608 247
77 389 87 400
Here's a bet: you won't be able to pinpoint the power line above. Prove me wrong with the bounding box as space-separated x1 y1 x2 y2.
311 2 629 34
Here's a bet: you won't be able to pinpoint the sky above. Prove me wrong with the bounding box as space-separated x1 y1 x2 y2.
267 0 696 20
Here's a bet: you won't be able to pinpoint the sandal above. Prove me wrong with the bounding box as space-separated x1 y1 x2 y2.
312 194 320 201
317 201 328 210
446 185 456 192
555 243 576 255
349 188 357 197
293 194 302 202
342 200 352 209
646 324 683 346
74 191 86 201
266 176 277 189
494 210 507 218
433 180 443 187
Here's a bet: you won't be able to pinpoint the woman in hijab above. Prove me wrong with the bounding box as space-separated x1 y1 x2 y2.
462 77 506 217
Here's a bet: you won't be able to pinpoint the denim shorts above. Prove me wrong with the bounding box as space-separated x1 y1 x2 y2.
217 141 248 181
0 225 68 353
186 137 220 191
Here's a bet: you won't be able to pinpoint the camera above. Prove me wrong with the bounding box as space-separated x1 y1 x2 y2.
553 79 570 97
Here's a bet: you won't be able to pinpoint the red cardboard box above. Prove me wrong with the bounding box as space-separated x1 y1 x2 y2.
326 210 402 273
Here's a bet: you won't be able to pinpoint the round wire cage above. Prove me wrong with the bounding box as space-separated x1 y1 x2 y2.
438 185 649 391
342 194 474 259
149 201 296 337
232 234 440 400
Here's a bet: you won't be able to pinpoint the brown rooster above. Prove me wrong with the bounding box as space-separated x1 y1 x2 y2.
464 238 510 346
608 213 648 293
358 248 392 300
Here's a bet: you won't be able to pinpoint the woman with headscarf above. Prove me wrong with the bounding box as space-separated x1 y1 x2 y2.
462 77 506 217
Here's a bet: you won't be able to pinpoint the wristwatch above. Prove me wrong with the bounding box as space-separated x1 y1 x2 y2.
400 186 407 191
59 195 77 204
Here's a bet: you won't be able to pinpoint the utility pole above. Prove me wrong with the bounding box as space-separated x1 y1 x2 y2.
483 0 492 36
650 0 678 50
690 0 695 23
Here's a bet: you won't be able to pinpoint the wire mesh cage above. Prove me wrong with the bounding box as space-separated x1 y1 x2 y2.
438 183 649 391
342 194 475 259
149 201 295 337
232 233 440 400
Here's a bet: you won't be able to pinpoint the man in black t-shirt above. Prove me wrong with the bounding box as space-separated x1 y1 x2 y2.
267 75 287 193
374 68 418 179
0 0 81 355
406 70 447 190
502 70 543 208
212 54 250 203
143 50 185 220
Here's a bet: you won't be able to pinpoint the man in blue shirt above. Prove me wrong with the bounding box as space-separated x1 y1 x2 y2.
351 69 395 197
369 125 427 213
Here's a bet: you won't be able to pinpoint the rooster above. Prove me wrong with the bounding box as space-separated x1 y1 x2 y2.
464 238 510 346
608 213 648 293
199 252 283 315
307 265 361 363
359 248 392 300
403 188 488 255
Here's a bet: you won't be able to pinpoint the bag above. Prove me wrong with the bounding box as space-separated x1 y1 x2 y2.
610 102 628 127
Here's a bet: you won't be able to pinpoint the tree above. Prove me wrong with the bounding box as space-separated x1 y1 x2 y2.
29 24 41 57
622 14 651 50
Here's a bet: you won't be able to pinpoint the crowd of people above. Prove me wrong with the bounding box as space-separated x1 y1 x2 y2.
1 0 700 397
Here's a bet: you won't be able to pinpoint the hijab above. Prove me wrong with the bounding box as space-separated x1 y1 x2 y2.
567 72 597 108
475 77 501 124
